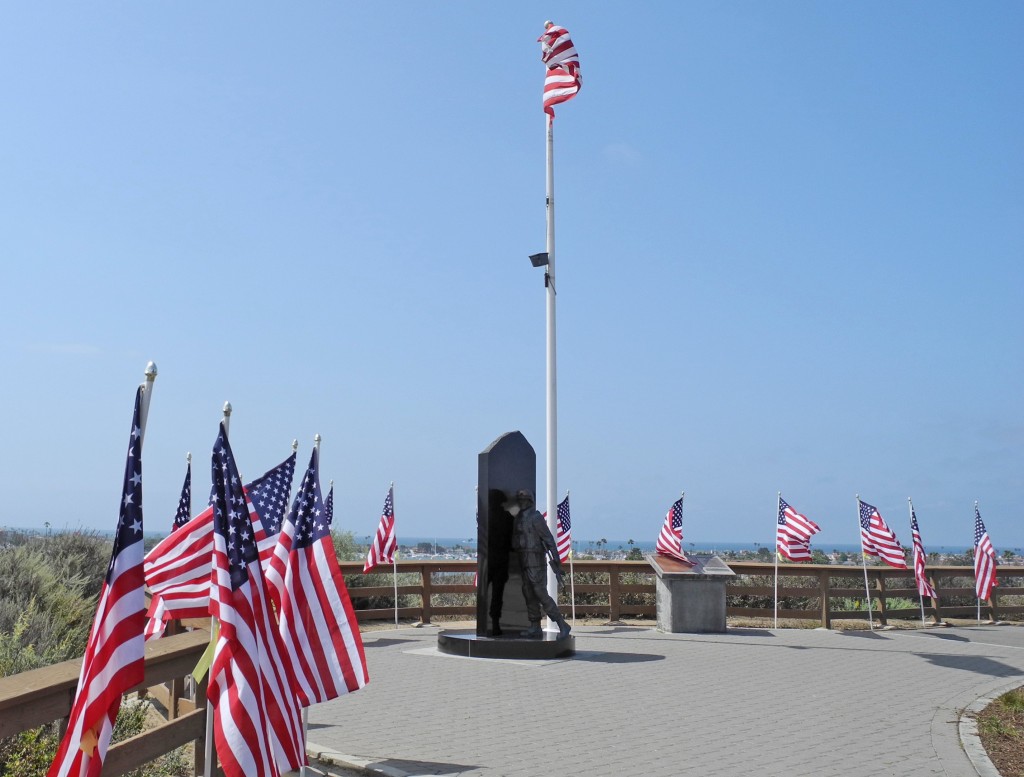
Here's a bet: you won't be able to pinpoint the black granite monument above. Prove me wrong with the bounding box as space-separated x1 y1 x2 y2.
436 431 575 659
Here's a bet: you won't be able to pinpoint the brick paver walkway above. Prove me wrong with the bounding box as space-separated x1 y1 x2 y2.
306 624 1024 777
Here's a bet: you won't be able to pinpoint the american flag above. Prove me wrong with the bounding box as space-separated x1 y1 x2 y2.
265 449 368 707
324 481 334 527
655 497 688 562
246 451 297 537
143 451 292 639
171 458 191 532
364 485 397 573
538 22 581 119
48 387 147 777
555 494 572 564
909 503 937 599
208 425 305 777
858 499 907 569
776 496 820 563
974 504 998 602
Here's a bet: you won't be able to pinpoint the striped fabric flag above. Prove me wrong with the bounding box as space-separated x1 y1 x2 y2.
655 496 688 562
48 388 147 777
554 494 572 564
538 22 581 118
858 499 907 569
776 496 820 563
143 452 293 639
909 503 937 599
208 425 305 777
171 458 191 532
265 448 369 707
364 486 397 573
974 504 998 602
324 482 334 527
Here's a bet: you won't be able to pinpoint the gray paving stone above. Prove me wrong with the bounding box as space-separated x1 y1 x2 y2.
307 624 1024 777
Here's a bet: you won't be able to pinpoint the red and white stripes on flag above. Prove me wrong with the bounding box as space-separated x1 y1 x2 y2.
364 486 397 573
48 387 147 777
974 504 998 602
265 448 369 707
776 496 820 563
858 499 907 569
538 22 581 118
143 454 291 639
208 425 304 777
655 496 688 563
909 503 937 599
554 494 572 564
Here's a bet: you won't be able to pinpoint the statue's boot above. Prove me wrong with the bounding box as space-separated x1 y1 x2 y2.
491 618 503 637
520 621 543 638
554 615 572 639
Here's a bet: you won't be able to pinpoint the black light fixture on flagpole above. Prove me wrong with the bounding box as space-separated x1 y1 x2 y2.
529 252 549 267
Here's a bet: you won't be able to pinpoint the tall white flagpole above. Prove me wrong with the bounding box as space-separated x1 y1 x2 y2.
774 493 780 629
856 495 875 632
544 113 559 610
139 362 157 443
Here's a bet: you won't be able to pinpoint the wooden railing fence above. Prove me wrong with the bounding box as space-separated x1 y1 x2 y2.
0 560 1020 775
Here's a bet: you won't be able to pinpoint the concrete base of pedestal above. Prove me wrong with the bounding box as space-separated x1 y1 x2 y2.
648 553 735 634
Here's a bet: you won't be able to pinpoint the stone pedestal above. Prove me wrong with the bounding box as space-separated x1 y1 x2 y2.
649 553 735 633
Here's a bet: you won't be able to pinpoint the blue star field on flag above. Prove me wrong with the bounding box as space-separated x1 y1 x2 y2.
245 452 297 536
286 449 330 549
108 387 145 583
211 426 258 591
172 460 191 531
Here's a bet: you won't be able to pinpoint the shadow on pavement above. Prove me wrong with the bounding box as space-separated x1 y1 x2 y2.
572 651 665 664
916 653 1024 678
365 758 482 775
364 638 424 649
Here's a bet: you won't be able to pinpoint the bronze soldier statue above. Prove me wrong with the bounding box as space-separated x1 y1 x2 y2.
507 489 571 639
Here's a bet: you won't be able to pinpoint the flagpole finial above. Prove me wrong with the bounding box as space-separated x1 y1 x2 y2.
144 361 158 380
314 434 321 452
186 452 192 464
223 402 232 417
292 439 299 453
329 479 334 488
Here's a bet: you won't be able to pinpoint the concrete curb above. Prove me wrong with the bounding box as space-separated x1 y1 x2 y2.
959 679 1024 777
307 741 412 777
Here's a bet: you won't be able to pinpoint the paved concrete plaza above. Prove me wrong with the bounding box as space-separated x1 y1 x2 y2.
306 623 1024 777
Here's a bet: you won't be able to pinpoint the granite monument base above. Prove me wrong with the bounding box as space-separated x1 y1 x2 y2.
649 553 735 633
437 630 575 660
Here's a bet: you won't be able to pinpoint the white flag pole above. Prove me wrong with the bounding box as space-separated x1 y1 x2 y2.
909 498 926 625
204 402 231 777
185 452 193 517
857 495 875 632
138 362 157 443
543 112 560 620
391 482 398 629
774 493 780 629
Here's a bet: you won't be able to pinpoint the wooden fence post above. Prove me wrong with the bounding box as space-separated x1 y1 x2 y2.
421 566 433 625
608 566 621 623
875 573 888 626
818 569 831 629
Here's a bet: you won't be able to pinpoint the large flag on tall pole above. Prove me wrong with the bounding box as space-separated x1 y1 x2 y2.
776 495 820 562
858 499 907 569
655 494 689 563
265 448 368 707
364 485 397 574
974 503 998 602
48 373 153 777
207 424 304 777
143 450 295 639
539 21 582 119
909 501 937 599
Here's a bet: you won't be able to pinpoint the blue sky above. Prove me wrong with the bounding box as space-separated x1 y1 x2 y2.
2 3 1021 551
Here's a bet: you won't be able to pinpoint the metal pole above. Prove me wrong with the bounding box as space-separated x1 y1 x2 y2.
544 115 559 608
205 402 232 777
774 493 780 629
857 496 874 631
